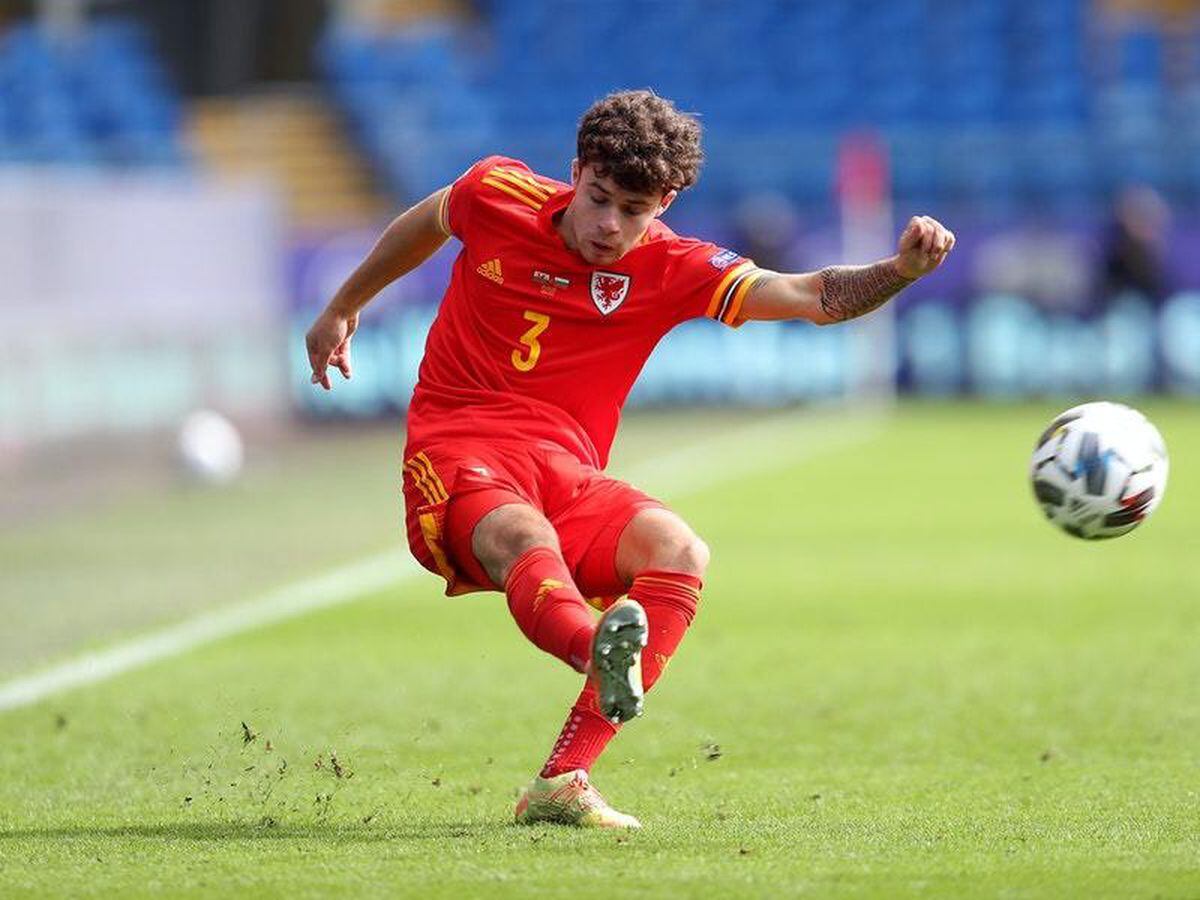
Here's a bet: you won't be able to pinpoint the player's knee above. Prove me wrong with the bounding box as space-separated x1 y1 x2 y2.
671 533 710 578
618 508 710 581
647 527 710 578
473 504 559 585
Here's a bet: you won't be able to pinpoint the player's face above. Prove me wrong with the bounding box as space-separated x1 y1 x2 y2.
563 162 676 265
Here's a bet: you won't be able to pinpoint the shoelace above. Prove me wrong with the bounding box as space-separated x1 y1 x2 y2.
567 775 605 813
547 775 605 813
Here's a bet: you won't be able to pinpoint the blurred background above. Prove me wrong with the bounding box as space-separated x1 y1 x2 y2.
4 0 1200 466
2 0 1198 597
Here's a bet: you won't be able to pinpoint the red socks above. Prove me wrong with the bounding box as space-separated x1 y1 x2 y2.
630 570 702 692
539 682 616 778
504 547 595 673
540 570 701 778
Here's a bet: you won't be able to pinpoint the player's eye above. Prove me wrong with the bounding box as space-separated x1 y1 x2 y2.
590 194 608 206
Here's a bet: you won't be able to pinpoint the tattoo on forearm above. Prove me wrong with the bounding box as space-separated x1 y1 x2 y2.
817 262 915 322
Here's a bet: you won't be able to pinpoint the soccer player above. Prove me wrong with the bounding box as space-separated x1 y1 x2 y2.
306 90 954 829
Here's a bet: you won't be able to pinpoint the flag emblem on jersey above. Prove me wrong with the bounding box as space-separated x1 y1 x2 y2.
477 258 504 284
590 272 630 315
533 270 571 289
708 248 740 270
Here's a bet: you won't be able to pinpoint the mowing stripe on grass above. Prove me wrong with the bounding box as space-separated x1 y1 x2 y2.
0 408 885 713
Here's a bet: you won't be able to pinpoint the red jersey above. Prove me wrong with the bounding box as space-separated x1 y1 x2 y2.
406 156 768 469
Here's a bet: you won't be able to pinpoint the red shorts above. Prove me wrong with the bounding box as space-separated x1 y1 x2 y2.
401 439 663 600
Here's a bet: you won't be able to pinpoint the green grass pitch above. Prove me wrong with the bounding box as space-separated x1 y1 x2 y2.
1 401 1197 898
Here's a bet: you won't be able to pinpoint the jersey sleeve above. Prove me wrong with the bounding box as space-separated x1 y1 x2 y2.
442 155 509 243
663 240 771 328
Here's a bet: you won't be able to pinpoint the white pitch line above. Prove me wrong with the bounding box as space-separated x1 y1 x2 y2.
0 407 886 713
0 551 419 712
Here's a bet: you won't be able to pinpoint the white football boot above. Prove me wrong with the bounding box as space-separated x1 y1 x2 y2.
514 769 642 829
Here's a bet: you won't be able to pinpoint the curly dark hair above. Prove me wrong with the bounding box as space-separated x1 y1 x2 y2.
576 90 703 196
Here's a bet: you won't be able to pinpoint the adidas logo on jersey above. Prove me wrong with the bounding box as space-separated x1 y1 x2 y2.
476 258 504 284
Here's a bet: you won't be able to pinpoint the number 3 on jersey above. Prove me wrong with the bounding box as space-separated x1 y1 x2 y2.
512 310 550 372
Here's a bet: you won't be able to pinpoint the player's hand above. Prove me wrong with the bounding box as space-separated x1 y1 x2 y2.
306 308 358 391
895 215 955 280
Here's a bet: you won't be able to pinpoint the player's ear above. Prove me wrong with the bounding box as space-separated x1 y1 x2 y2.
570 158 581 184
656 190 678 217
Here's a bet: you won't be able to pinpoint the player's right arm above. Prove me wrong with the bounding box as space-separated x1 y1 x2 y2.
306 186 451 390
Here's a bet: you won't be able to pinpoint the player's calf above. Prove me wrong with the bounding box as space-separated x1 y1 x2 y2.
504 545 596 672
469 503 598 672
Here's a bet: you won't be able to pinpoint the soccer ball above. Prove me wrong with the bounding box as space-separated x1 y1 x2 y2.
177 409 244 485
1029 402 1168 540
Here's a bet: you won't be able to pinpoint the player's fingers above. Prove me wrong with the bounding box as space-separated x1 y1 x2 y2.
926 219 951 249
926 217 943 253
920 220 936 254
927 220 950 256
334 338 353 378
305 331 331 385
929 218 946 251
309 359 330 387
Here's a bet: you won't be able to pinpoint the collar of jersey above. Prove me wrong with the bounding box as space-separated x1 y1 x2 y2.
538 186 575 241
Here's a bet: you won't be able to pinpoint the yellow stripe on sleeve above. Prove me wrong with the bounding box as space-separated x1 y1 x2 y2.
497 166 558 192
497 166 558 196
481 176 544 210
490 167 552 200
722 269 768 325
436 187 452 237
704 261 754 319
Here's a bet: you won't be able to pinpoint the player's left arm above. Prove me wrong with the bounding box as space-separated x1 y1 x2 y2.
739 215 955 325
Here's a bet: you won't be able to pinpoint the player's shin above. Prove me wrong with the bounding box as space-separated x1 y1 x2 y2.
504 546 595 672
539 682 617 778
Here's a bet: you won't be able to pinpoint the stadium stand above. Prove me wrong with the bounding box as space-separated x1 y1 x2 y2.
317 0 1200 220
189 91 386 229
0 17 186 167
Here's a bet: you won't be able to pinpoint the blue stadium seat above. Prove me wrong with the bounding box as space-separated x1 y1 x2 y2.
1018 127 1097 215
939 128 1019 217
0 18 186 169
318 6 1200 218
1117 25 1165 87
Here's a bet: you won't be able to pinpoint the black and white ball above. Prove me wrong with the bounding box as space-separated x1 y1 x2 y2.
1030 402 1168 540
